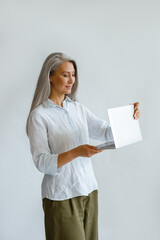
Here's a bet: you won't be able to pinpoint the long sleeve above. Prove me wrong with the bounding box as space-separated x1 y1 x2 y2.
27 111 58 176
82 104 114 142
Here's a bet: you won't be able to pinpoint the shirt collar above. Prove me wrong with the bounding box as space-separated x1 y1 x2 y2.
42 96 72 108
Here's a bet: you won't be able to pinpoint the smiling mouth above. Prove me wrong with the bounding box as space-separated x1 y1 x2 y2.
66 86 72 88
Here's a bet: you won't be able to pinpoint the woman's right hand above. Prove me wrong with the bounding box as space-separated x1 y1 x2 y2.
75 144 103 158
58 144 103 168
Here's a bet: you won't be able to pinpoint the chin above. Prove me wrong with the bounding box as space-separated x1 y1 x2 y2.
64 92 70 96
65 90 72 93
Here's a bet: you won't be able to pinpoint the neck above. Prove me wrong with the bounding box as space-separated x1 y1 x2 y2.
49 90 66 107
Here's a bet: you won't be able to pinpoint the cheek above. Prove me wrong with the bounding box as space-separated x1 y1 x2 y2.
57 77 67 87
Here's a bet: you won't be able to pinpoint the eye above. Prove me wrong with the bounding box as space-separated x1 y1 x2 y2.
63 74 75 77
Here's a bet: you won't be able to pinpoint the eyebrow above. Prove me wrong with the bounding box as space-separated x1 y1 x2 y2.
62 71 75 73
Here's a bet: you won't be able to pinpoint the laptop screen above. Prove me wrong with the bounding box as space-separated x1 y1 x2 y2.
108 105 142 148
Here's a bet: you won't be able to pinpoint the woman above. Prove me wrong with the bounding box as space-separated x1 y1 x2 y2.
26 52 140 240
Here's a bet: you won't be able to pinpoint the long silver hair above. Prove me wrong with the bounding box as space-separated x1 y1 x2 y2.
26 52 79 137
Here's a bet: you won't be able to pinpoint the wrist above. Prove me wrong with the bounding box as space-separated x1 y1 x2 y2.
72 147 80 159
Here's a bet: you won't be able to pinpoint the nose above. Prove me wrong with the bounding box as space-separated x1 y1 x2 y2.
68 75 74 84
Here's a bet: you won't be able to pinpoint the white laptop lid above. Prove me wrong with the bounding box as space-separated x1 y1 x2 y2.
108 104 142 148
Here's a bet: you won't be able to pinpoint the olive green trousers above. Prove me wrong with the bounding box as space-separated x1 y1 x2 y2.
42 189 98 240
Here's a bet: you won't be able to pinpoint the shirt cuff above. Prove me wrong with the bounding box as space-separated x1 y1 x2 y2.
35 153 59 176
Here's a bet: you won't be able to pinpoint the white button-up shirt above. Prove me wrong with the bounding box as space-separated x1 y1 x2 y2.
27 96 114 201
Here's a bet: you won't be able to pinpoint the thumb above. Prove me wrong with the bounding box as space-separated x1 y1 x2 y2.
88 145 98 149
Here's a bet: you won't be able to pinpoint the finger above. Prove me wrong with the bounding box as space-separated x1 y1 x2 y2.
130 103 140 119
130 102 140 108
133 109 140 116
136 112 140 118
130 103 139 111
133 111 138 117
134 109 140 114
134 102 140 109
90 148 103 153
88 145 99 149
134 106 140 112
133 111 140 119
133 107 140 117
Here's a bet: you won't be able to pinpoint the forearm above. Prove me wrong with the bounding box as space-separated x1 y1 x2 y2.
57 147 80 168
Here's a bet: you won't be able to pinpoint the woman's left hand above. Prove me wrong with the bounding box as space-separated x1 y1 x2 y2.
130 102 140 120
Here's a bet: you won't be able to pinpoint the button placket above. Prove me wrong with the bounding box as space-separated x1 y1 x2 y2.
64 111 79 145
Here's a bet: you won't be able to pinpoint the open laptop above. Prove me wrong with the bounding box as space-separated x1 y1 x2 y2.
96 104 142 150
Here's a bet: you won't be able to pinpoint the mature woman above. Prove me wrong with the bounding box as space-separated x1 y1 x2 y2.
26 52 140 240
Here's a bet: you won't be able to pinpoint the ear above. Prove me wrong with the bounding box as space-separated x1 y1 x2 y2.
49 75 53 82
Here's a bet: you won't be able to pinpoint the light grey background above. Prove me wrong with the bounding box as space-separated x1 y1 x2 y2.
1 0 160 239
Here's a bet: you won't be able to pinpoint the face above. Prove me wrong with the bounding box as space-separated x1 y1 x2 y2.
49 61 76 95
